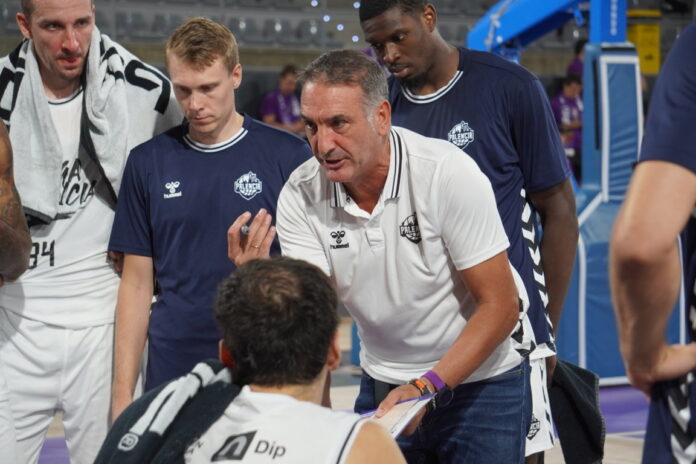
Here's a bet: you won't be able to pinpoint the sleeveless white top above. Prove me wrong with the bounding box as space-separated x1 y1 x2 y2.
185 386 366 463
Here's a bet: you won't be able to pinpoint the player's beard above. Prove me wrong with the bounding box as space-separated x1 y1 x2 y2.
399 63 433 95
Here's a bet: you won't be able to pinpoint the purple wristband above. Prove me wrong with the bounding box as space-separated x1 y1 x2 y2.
423 370 446 392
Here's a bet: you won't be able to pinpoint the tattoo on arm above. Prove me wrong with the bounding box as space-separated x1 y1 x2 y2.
0 131 31 280
0 182 24 230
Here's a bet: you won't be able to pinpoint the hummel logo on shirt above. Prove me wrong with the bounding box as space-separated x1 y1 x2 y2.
400 213 422 244
330 230 349 249
235 171 263 200
448 120 475 149
163 181 182 199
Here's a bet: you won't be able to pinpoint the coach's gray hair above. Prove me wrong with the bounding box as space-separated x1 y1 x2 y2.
300 50 388 115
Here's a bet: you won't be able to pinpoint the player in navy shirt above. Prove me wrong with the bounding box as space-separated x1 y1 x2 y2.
108 18 310 421
612 22 696 464
360 1 578 460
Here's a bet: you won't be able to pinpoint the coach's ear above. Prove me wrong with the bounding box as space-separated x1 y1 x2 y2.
376 100 391 137
327 331 341 371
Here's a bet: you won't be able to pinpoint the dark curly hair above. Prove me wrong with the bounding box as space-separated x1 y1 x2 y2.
216 257 338 386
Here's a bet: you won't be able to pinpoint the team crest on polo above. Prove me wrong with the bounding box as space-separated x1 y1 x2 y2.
448 121 475 149
330 230 349 249
234 171 263 200
399 213 421 244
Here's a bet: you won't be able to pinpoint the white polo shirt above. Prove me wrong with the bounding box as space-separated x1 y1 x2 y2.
277 126 530 384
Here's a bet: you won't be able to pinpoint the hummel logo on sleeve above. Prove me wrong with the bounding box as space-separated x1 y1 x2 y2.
163 181 182 199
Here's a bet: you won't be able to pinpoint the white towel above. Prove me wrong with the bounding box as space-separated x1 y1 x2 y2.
0 27 182 223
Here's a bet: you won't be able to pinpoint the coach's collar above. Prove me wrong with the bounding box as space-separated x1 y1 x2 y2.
330 128 405 208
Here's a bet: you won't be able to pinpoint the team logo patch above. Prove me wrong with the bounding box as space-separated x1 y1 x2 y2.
234 171 263 200
117 432 140 452
527 414 540 440
163 181 182 199
212 431 256 461
330 230 349 249
448 121 475 149
399 213 421 244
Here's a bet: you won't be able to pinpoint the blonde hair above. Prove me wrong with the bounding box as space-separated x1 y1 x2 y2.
165 17 239 72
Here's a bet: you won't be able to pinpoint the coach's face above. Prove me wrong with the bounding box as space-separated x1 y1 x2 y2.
17 0 94 93
361 5 437 84
301 80 390 187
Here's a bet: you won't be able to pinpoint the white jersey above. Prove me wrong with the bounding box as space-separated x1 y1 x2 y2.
0 89 119 327
185 386 365 464
277 126 531 385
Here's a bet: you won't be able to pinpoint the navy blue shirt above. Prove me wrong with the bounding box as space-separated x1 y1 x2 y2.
389 48 569 347
109 115 311 388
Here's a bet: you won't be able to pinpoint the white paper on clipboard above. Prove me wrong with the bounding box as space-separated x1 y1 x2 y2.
361 394 435 437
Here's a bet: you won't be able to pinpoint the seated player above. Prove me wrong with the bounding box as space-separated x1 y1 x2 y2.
95 257 405 464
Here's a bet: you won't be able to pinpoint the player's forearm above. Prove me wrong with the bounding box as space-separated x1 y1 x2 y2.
0 183 30 281
539 210 578 334
0 217 30 281
534 180 578 334
112 281 153 399
433 297 519 387
346 421 406 464
610 237 681 381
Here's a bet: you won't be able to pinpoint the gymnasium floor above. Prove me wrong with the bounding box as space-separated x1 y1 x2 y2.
38 320 647 463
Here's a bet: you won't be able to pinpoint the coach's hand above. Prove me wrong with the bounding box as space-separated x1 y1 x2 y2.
375 384 425 436
227 209 275 267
